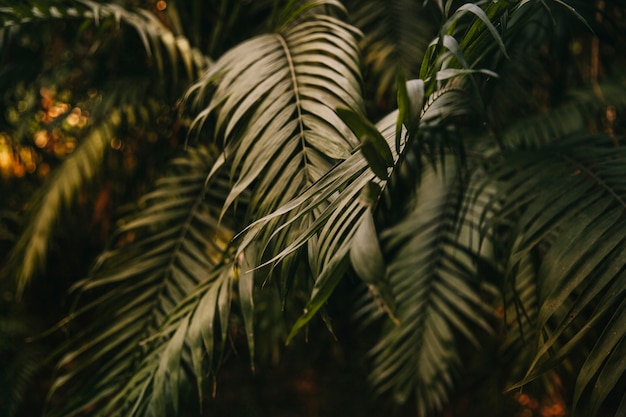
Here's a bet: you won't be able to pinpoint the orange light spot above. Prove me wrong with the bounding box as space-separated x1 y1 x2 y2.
13 163 25 177
156 0 167 11
0 146 13 170
64 138 76 153
516 393 530 406
38 163 50 177
66 113 80 126
34 130 49 148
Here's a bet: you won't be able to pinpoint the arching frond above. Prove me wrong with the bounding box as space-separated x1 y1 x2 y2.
46 146 238 417
367 157 492 415
490 134 626 415
231 110 403 341
186 2 363 218
183 2 366 307
3 77 175 293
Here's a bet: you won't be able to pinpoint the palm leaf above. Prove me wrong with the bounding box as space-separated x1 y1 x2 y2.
186 1 363 217
46 145 237 417
367 156 492 415
499 77 626 149
184 2 365 304
489 134 626 416
234 0 517 342
232 110 401 341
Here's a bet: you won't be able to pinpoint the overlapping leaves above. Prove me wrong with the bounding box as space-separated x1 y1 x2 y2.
47 146 238 417
186 0 363 217
490 134 626 415
347 0 436 104
184 1 366 302
4 1 625 416
366 158 492 415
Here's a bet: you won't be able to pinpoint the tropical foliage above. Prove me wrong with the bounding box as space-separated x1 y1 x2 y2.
1 0 625 416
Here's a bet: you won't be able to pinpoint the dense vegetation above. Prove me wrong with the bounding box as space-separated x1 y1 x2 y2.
1 0 625 416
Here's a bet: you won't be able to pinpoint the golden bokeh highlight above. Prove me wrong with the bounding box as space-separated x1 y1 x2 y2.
0 86 91 180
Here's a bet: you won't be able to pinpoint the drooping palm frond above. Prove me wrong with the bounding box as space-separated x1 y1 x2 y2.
46 145 238 417
2 0 622 416
0 0 212 295
488 134 626 416
2 76 176 294
183 1 366 303
186 0 363 215
0 0 209 80
232 0 520 357
366 157 492 415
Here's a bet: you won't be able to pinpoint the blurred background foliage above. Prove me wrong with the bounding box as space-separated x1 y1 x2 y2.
0 0 625 416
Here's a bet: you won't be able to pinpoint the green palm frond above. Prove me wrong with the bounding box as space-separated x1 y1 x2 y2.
233 0 521 347
3 77 172 293
367 157 492 415
46 145 237 417
183 1 365 304
499 250 539 371
0 0 209 79
186 1 363 216
490 134 626 415
231 109 403 341
89 261 237 417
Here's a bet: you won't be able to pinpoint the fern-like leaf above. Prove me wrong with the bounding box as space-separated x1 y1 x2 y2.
491 134 626 416
368 157 491 414
46 146 237 417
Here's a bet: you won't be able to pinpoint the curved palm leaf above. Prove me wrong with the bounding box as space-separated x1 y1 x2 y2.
186 1 363 216
46 145 237 417
3 79 172 295
233 110 402 341
1 0 210 294
499 77 626 149
184 1 365 304
233 0 521 345
490 134 626 416
367 157 492 415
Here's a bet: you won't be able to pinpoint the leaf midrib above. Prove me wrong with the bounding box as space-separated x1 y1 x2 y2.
276 33 312 185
